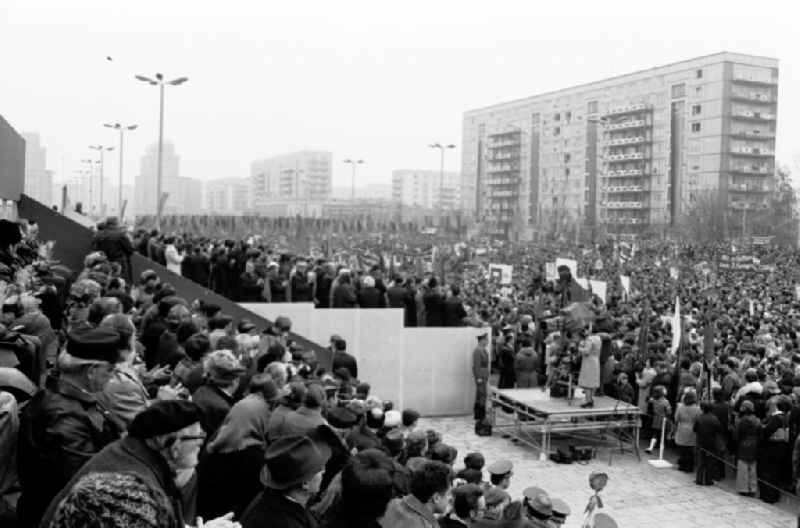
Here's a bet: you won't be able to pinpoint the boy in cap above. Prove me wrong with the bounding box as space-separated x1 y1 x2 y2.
523 489 553 527
487 459 513 491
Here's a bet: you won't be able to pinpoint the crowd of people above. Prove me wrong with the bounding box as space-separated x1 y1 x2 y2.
2 211 800 527
0 215 587 528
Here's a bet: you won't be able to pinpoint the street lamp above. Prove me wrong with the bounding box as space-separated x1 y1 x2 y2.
343 159 364 201
135 73 188 229
428 143 456 209
80 158 100 214
89 145 115 217
104 123 138 219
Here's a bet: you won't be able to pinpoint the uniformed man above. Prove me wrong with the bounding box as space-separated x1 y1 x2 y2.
487 459 513 491
473 333 490 420
522 488 554 527
550 497 571 526
17 326 124 528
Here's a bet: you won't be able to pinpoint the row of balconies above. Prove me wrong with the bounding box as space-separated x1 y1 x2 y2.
488 153 521 161
605 152 646 162
604 136 648 146
731 147 775 156
729 130 776 140
732 75 778 86
729 201 768 210
487 140 522 148
604 185 644 193
488 190 518 198
730 92 776 103
606 119 647 130
486 165 519 174
729 184 769 193
485 177 520 185
605 169 645 177
604 217 645 225
604 103 649 116
605 201 645 209
732 111 777 121
729 166 771 175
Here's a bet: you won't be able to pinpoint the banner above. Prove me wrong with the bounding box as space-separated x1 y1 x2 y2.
670 297 681 355
488 263 513 285
589 280 607 302
718 254 757 271
545 262 558 282
555 257 577 278
620 275 631 298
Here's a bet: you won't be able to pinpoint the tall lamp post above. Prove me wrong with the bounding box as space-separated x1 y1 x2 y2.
103 123 138 219
428 143 455 209
135 73 188 230
80 158 100 215
343 158 364 201
89 145 115 217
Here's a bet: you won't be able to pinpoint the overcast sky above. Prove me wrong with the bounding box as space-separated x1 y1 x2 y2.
1 0 798 189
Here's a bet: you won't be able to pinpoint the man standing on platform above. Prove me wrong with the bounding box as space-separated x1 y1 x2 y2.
473 333 489 420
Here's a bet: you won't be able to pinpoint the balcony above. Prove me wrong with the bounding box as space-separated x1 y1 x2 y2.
732 111 777 121
603 136 648 147
730 147 775 157
729 166 771 176
729 184 770 193
606 217 643 225
488 153 521 161
729 201 767 210
605 169 645 178
606 119 647 131
732 75 778 87
729 130 776 140
604 185 644 193
488 190 518 198
485 176 520 185
730 91 776 104
486 165 520 174
605 152 645 162
604 103 649 117
605 201 644 210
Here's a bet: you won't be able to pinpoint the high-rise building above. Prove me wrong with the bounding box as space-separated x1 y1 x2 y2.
0 115 25 202
461 52 779 238
204 177 251 214
22 133 53 206
391 170 461 210
135 142 181 216
251 151 332 208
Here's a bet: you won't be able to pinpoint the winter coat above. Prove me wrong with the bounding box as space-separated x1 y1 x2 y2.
578 335 601 389
332 283 358 308
164 244 184 275
241 488 318 528
193 383 237 438
39 436 185 528
442 297 467 327
734 414 761 463
514 347 538 388
674 402 701 447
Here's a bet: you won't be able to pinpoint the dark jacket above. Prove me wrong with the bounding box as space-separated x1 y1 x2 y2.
332 283 357 308
387 284 416 326
92 226 133 281
193 383 237 437
38 436 185 528
315 275 334 308
269 276 288 303
442 296 467 327
332 350 358 379
358 286 384 308
423 290 445 327
693 412 723 450
197 444 265 520
18 376 121 528
184 252 211 287
734 414 761 462
290 273 314 303
241 488 318 528
240 272 265 302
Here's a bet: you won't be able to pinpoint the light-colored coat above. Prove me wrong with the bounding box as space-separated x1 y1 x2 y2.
165 244 184 275
578 334 601 389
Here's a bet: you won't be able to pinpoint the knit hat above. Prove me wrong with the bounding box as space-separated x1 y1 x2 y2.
203 349 245 383
49 472 176 528
66 326 123 363
128 400 202 439
401 409 420 427
383 428 405 456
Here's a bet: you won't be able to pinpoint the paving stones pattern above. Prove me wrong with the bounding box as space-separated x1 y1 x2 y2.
421 416 797 528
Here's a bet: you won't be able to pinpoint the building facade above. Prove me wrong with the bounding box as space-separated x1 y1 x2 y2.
251 151 332 209
22 133 53 207
461 52 778 238
0 115 25 201
391 169 461 210
204 177 251 214
135 142 180 216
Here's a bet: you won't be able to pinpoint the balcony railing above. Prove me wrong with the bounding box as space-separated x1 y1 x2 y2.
603 136 648 147
604 103 649 117
732 75 778 86
604 169 645 178
729 130 776 140
605 201 644 210
605 217 644 225
605 119 647 131
729 166 771 176
730 91 776 104
730 147 775 157
729 184 769 193
732 111 777 121
605 152 645 162
604 185 644 193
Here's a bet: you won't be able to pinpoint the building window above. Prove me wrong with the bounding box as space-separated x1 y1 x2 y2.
691 122 701 133
587 100 599 114
554 113 561 121
553 126 561 136
695 86 702 97
696 69 703 79
692 104 702 115
564 153 571 163
671 83 686 98
565 111 572 123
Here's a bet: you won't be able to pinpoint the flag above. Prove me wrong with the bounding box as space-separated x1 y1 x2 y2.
670 297 681 356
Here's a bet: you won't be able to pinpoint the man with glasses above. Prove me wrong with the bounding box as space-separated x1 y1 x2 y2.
39 400 239 528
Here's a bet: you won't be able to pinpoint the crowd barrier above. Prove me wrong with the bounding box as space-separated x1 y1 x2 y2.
240 303 487 416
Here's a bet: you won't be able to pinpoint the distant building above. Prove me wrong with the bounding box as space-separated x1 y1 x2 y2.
251 151 332 208
331 183 394 201
462 51 779 238
391 169 461 210
106 183 136 219
22 133 53 206
0 115 25 201
134 142 199 215
204 177 251 214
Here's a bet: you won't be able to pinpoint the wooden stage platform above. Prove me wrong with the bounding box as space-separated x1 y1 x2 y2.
489 387 642 463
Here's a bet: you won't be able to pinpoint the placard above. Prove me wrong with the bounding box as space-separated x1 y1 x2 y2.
620 275 631 297
545 262 558 282
488 263 513 285
589 280 607 302
555 257 577 278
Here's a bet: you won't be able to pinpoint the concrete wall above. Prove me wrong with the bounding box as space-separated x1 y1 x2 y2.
241 303 485 416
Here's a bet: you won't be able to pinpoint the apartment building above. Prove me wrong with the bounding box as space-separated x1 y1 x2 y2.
461 52 778 238
251 150 332 208
391 169 461 210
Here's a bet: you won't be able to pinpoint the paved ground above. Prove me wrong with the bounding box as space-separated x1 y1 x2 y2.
421 415 797 528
